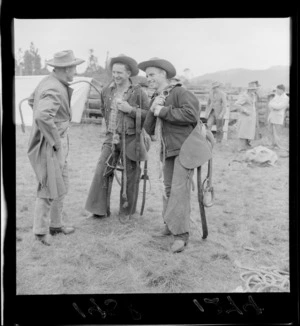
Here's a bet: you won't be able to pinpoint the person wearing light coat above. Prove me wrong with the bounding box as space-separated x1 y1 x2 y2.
27 50 84 245
234 81 260 151
267 84 289 150
204 81 227 142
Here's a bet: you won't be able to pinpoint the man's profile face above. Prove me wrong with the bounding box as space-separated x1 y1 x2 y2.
145 67 166 90
112 64 131 86
66 66 77 82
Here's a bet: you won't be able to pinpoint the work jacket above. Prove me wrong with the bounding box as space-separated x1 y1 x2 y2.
204 89 227 119
101 80 149 139
27 72 73 199
144 85 200 158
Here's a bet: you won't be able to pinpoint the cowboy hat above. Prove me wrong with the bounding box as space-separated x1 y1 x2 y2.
138 57 176 79
109 55 139 77
247 81 261 90
46 50 84 67
211 81 222 88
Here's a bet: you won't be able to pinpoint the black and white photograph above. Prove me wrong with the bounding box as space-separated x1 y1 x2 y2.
12 18 291 298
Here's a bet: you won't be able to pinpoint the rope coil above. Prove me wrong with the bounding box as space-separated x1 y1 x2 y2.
237 263 289 292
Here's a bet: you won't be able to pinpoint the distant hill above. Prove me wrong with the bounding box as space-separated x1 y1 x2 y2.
190 66 289 90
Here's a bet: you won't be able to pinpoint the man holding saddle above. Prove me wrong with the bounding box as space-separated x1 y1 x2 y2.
85 55 150 220
138 58 213 253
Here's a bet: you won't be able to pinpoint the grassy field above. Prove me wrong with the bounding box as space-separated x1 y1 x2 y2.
16 122 289 294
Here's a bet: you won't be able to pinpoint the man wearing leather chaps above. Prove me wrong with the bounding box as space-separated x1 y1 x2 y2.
139 57 212 253
85 55 150 218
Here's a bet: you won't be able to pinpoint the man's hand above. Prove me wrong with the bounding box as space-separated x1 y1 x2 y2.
153 105 164 116
116 99 132 114
150 95 165 112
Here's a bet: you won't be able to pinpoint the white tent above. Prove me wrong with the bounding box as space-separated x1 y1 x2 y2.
14 75 94 126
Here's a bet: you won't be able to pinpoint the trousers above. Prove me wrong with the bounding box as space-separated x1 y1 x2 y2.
207 109 224 142
33 135 69 235
162 156 194 235
85 141 141 216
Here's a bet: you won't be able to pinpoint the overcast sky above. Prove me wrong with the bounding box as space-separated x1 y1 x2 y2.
13 18 290 77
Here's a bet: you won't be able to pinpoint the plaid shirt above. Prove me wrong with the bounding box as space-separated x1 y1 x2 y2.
100 79 150 138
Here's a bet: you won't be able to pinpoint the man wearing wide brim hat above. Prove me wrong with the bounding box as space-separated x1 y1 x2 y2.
234 81 261 151
27 50 84 245
138 58 177 79
247 80 261 90
46 49 85 68
204 81 227 143
139 57 213 253
85 54 150 220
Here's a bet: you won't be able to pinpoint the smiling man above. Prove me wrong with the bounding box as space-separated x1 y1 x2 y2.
85 55 150 220
138 58 213 253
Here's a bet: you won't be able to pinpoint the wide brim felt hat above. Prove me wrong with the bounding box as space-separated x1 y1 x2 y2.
46 50 85 67
247 85 260 90
171 75 182 82
247 81 261 89
211 81 221 88
138 58 176 79
109 55 139 77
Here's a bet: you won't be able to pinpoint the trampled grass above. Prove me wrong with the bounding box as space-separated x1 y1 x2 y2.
16 122 289 294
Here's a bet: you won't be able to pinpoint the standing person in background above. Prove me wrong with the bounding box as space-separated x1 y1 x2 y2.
267 84 289 150
204 81 227 143
139 57 212 253
85 55 150 219
234 81 260 151
169 75 183 87
27 50 84 245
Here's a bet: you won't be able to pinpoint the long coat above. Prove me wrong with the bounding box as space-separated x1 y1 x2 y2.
204 89 227 119
234 92 257 140
27 72 73 199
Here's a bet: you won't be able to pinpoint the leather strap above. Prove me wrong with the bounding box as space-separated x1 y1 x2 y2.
135 89 142 161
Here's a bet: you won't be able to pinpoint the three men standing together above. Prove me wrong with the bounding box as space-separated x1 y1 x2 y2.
27 51 213 252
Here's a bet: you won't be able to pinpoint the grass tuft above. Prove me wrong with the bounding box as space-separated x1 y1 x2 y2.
16 124 289 293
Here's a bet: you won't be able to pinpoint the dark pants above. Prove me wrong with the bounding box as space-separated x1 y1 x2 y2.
207 109 224 142
85 141 141 216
